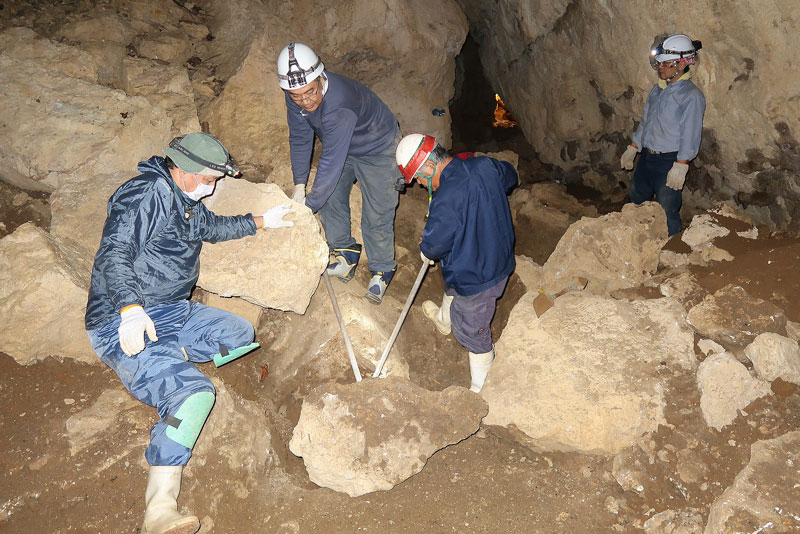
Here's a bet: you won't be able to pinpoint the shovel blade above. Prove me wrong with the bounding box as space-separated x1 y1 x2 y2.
533 291 554 318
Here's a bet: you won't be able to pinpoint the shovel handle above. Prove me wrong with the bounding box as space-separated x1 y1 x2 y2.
323 271 362 382
372 261 430 378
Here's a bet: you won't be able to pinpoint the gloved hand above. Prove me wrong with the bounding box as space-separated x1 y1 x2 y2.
620 144 638 170
262 204 295 229
291 184 306 204
420 250 434 265
666 162 689 190
118 305 158 356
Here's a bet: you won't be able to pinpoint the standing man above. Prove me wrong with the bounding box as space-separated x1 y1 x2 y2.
84 132 293 534
620 33 706 236
395 134 517 393
277 42 401 304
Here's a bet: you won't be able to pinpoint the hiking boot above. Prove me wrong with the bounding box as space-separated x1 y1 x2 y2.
326 244 362 282
365 269 395 304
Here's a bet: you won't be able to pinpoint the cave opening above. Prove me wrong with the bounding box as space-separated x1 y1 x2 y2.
448 34 558 187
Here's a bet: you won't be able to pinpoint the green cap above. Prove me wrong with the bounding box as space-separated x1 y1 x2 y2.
165 133 231 176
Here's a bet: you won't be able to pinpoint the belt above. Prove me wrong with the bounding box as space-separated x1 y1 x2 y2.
645 147 674 155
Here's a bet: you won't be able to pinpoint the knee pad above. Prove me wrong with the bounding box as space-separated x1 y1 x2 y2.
213 341 260 367
164 391 215 449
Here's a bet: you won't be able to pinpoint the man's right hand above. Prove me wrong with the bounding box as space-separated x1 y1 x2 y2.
420 250 434 265
292 184 306 204
118 305 158 356
620 144 638 170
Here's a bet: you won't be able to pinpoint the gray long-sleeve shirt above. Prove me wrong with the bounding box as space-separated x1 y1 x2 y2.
285 71 399 212
631 78 706 161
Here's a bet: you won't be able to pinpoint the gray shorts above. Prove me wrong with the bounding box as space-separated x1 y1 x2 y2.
447 276 508 353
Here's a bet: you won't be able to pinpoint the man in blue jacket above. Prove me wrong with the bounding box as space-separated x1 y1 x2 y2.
620 33 706 236
85 132 293 534
277 42 401 304
396 133 517 393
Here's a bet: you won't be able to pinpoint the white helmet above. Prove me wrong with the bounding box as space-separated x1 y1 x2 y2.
277 43 324 90
396 133 436 184
651 33 700 64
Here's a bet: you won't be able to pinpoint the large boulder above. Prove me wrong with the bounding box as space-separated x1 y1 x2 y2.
289 377 487 497
198 180 328 314
696 353 772 431
0 223 95 365
541 202 668 295
743 332 800 385
482 292 695 454
704 432 800 533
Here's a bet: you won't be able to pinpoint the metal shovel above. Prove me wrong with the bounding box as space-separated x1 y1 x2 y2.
372 260 430 378
323 271 362 382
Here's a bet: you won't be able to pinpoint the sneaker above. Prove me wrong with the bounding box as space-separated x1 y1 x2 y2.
326 244 362 282
365 269 396 304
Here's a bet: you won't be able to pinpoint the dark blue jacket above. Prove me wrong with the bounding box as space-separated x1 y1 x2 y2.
286 71 399 212
85 156 257 330
420 156 517 296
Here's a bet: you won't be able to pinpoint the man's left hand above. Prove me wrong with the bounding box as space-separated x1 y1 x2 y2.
666 162 689 190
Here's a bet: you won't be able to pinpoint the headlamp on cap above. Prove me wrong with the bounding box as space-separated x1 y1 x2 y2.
167 136 240 177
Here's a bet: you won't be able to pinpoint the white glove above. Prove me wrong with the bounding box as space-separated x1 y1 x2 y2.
261 204 294 229
291 184 306 203
666 162 689 190
620 144 638 170
118 305 158 357
420 250 434 265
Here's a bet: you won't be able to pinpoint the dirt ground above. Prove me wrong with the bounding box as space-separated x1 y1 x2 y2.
2 3 800 533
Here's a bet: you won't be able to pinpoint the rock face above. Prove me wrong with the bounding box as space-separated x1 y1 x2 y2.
704 432 800 533
696 353 772 431
199 180 328 314
687 284 787 351
482 292 696 454
202 0 468 178
0 28 174 187
289 377 487 497
743 332 800 385
541 202 668 295
643 509 704 534
458 1 800 229
0 223 95 365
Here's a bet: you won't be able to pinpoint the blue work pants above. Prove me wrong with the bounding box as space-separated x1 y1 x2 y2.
86 300 254 466
629 150 683 236
447 276 508 353
318 139 400 272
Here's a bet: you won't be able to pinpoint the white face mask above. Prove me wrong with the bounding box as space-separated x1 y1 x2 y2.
181 174 216 201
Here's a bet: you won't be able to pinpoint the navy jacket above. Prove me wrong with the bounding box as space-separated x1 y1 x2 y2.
420 156 517 296
286 71 399 212
85 156 257 330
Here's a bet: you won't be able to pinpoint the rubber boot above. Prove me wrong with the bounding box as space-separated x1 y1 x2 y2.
141 466 200 534
421 292 454 335
468 348 495 393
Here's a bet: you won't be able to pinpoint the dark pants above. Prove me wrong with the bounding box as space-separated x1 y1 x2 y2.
629 150 683 236
446 276 508 353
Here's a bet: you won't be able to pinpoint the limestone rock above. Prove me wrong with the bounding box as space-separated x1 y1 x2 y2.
65 388 141 455
195 290 262 329
541 202 668 295
743 333 800 385
643 509 704 534
687 284 787 351
120 57 200 135
513 255 543 292
50 172 130 254
704 432 800 533
0 223 95 365
681 214 730 249
696 353 772 431
0 27 99 83
657 270 707 310
483 292 695 454
289 377 487 497
0 41 172 187
133 31 194 64
198 180 328 314
191 378 277 486
56 12 137 46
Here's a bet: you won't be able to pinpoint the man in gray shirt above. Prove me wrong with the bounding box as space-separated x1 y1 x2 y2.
277 42 401 304
621 33 706 236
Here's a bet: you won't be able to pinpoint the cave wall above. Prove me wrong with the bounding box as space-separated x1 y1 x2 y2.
457 0 800 229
